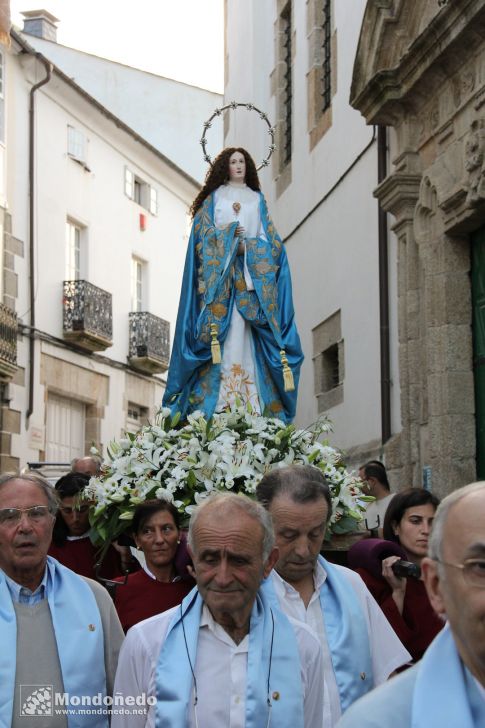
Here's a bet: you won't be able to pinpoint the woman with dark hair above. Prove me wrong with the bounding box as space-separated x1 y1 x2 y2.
48 471 123 580
163 147 303 422
113 499 195 632
354 488 443 662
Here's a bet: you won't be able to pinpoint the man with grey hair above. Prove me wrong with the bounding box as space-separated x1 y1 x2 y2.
257 465 411 727
113 491 324 727
336 480 485 728
71 455 102 477
0 473 124 727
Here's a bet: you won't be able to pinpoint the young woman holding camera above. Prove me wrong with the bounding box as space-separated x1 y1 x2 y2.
356 488 444 662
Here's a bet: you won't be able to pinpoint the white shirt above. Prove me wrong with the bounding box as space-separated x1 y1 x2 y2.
112 601 324 728
363 493 394 531
270 562 411 727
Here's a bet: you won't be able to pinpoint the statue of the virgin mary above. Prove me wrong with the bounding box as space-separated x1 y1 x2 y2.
162 146 303 423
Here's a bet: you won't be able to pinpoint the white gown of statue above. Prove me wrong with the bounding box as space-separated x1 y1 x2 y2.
213 182 263 414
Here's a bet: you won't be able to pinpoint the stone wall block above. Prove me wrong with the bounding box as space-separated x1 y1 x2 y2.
441 236 470 274
424 274 446 326
408 383 422 422
443 272 472 325
397 294 408 343
445 415 476 458
405 233 420 284
406 289 420 340
427 374 443 417
85 418 101 448
444 370 475 414
11 367 25 387
406 340 421 384
427 328 445 373
445 324 473 370
3 270 17 299
446 458 477 491
383 433 403 471
428 415 445 459
0 431 11 452
410 421 420 462
0 455 19 472
427 458 450 500
2 408 20 434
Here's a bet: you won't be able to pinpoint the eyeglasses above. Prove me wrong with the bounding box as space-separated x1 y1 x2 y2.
0 506 52 526
435 558 485 588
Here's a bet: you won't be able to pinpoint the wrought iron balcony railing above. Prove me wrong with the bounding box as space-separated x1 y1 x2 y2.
63 280 113 352
0 302 17 380
128 311 170 373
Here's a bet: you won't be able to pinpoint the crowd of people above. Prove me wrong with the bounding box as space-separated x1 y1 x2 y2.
1 147 483 725
1 455 484 727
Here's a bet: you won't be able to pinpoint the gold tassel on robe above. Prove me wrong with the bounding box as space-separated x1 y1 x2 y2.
280 350 295 392
210 323 221 364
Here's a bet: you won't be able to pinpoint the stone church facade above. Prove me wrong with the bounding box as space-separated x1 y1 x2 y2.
351 0 485 497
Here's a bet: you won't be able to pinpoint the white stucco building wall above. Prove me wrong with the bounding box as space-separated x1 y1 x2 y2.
4 35 199 469
224 0 401 464
16 32 222 184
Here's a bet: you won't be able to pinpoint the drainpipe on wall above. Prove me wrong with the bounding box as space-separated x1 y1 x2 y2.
26 55 52 423
377 125 391 445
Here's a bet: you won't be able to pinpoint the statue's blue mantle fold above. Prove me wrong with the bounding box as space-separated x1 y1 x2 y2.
163 191 303 423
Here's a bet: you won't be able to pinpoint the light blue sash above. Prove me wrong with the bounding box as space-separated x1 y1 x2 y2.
155 587 305 727
262 556 373 712
317 556 373 710
0 557 107 728
412 624 485 728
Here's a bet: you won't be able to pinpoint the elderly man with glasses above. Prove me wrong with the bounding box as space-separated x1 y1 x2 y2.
337 480 485 728
0 473 124 728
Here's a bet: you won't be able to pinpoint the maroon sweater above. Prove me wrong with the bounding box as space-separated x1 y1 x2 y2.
357 567 443 661
114 569 195 632
48 536 123 581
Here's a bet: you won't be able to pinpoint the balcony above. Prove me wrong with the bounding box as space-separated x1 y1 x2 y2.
128 311 170 374
63 280 113 352
0 303 17 380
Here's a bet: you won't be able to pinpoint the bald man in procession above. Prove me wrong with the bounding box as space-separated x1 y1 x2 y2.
337 481 485 728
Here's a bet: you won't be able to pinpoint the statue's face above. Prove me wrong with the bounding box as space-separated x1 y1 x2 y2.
228 151 246 183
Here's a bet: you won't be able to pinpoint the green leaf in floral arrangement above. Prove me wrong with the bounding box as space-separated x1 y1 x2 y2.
94 523 107 542
331 516 360 534
187 470 197 488
171 411 181 429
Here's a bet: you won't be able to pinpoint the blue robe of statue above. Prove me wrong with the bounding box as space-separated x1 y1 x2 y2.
162 189 303 423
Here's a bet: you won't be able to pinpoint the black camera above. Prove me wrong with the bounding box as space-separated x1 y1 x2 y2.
391 559 421 579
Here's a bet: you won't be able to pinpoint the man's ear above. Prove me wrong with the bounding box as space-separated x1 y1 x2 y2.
263 547 279 579
422 557 447 618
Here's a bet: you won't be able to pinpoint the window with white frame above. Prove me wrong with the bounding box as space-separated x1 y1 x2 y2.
125 168 135 199
67 125 86 164
126 402 149 434
46 393 85 462
124 166 158 215
312 309 344 411
131 257 146 312
65 220 84 280
149 186 158 215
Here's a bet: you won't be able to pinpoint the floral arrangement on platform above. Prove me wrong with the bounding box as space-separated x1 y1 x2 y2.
86 406 370 546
